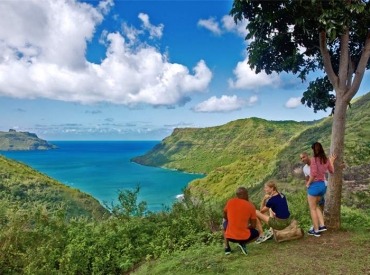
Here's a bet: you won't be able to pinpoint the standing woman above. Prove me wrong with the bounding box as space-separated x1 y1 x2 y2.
307 142 336 237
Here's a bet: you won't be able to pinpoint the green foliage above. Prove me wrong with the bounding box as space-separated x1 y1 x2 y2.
133 93 370 204
0 155 109 220
107 186 149 219
301 76 336 113
134 118 311 200
341 206 370 231
0 93 369 274
0 189 222 274
230 0 370 112
0 172 369 273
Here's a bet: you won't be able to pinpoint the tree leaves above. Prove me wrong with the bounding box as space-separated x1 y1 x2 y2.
301 76 336 113
230 0 370 112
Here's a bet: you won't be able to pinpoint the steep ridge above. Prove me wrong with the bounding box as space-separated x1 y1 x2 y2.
133 92 370 202
0 156 109 220
133 118 314 200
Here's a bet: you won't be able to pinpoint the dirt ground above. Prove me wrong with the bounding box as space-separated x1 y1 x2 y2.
269 230 370 275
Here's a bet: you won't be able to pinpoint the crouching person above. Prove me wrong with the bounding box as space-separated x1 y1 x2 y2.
255 180 291 244
223 187 259 255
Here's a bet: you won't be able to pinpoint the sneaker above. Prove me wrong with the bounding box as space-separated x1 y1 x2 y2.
307 229 321 237
264 229 274 240
237 243 248 255
255 236 266 244
224 247 231 255
318 226 327 232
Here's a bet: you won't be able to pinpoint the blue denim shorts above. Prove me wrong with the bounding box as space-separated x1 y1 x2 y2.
308 181 327 197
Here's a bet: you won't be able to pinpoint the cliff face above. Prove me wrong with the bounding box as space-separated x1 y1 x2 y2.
0 130 57 151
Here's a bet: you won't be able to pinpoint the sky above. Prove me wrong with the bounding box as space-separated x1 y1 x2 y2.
0 0 369 141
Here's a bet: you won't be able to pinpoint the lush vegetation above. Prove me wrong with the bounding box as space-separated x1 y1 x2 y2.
0 156 108 220
1 185 369 274
230 0 370 229
1 93 369 273
133 118 315 200
134 92 370 203
0 188 222 274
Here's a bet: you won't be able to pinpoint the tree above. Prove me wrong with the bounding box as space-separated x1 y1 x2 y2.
230 0 370 229
107 186 148 219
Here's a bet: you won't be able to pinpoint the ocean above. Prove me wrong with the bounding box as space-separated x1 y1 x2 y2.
1 141 204 211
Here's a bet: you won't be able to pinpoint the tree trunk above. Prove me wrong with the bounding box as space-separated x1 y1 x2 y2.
324 95 348 229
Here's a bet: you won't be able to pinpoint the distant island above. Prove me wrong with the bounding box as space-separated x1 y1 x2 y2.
0 129 57 151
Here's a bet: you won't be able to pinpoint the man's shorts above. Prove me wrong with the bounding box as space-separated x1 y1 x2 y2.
223 220 259 243
226 228 259 244
268 216 291 230
308 181 327 197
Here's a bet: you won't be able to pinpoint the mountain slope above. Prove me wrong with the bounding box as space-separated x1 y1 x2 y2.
0 156 109 220
133 118 314 200
274 92 370 208
0 130 57 151
275 91 370 177
133 92 370 202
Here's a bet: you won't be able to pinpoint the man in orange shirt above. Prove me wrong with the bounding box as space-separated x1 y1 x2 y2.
223 187 259 255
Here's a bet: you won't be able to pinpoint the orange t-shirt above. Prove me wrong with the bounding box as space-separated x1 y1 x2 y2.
224 198 256 240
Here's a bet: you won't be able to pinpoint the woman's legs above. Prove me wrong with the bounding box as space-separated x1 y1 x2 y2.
256 210 272 241
307 195 319 231
256 210 270 222
255 215 264 236
316 197 325 227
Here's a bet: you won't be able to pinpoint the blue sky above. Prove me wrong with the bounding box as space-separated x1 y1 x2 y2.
0 0 369 141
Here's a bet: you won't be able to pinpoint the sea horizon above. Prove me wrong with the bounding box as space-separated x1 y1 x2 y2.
1 140 204 212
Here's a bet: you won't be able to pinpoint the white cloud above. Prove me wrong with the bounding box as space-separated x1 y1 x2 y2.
198 15 249 40
197 18 221 35
247 95 258 106
228 57 281 90
0 0 105 70
138 13 164 39
121 23 142 44
193 95 246 113
285 97 302 108
98 0 114 15
0 0 212 107
221 15 248 38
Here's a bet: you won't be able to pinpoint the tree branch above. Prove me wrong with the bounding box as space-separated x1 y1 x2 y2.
347 31 370 102
346 57 354 91
338 29 349 90
319 31 338 89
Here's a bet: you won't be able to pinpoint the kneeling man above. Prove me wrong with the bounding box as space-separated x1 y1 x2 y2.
223 187 259 255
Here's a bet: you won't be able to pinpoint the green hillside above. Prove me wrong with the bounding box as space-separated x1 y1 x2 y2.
1 94 369 274
275 92 370 177
274 92 370 208
0 155 109 220
133 118 314 174
133 92 370 202
0 130 57 151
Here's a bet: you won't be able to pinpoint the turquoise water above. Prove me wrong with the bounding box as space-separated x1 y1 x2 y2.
1 141 204 211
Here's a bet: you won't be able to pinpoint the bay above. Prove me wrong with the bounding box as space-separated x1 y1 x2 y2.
1 141 204 211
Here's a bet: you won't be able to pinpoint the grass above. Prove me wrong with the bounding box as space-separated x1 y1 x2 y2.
133 230 370 275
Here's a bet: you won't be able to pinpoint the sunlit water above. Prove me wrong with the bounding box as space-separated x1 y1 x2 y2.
1 141 204 211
